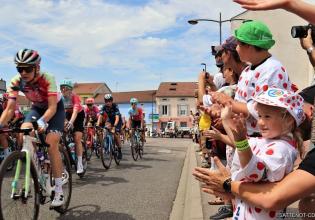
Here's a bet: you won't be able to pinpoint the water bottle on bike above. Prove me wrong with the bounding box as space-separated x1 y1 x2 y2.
69 143 76 161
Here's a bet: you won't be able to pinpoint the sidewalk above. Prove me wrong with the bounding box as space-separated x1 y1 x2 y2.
169 143 203 220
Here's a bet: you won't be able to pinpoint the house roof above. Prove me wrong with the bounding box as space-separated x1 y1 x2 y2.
73 83 111 95
95 90 157 104
156 82 197 97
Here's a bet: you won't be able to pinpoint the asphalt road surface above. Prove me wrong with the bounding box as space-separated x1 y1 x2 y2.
39 137 190 220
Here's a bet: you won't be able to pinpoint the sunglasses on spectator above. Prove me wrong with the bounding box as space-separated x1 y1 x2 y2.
16 66 34 74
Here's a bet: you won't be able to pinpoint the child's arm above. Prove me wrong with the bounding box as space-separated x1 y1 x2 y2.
231 114 253 169
221 106 236 147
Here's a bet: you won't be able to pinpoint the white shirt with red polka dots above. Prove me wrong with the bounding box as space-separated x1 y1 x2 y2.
231 137 297 220
234 56 293 135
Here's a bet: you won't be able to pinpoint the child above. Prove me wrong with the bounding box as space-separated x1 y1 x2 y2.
211 21 295 138
223 88 305 220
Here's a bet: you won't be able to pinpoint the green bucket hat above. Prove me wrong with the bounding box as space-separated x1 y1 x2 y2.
234 20 275 50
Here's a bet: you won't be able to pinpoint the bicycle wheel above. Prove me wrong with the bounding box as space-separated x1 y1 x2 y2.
113 141 121 165
53 146 72 214
139 139 144 159
0 151 40 220
94 138 101 159
85 132 93 161
100 135 112 169
131 136 138 161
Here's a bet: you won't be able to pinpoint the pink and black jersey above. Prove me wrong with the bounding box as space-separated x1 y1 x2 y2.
84 105 99 120
62 93 83 113
8 72 61 109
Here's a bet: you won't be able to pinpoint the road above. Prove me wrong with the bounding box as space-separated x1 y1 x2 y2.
39 137 190 220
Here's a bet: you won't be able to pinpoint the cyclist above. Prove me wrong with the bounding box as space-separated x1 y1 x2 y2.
2 93 24 128
84 98 99 127
96 94 123 159
128 98 144 146
0 49 66 207
60 79 85 175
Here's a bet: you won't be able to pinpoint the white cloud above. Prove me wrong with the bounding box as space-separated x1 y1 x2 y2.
0 0 244 91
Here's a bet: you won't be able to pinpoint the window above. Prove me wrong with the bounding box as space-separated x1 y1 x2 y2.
162 98 168 102
178 105 188 116
180 122 187 127
169 88 176 91
179 98 186 101
162 105 168 115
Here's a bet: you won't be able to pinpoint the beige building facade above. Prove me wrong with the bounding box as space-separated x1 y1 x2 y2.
231 10 314 90
155 82 197 130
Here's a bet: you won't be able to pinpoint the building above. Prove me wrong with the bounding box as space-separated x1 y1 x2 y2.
156 82 197 131
231 10 314 90
95 90 157 131
73 82 111 104
0 79 6 94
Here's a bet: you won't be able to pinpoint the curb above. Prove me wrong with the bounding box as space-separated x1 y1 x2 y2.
170 144 203 220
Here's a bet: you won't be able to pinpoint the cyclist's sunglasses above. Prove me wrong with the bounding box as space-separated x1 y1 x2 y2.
17 66 34 74
60 85 72 91
104 99 112 103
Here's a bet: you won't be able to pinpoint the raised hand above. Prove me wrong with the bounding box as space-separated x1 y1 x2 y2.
231 113 247 142
233 0 290 11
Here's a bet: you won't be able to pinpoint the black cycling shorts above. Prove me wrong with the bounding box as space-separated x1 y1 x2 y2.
24 101 65 133
66 110 85 133
131 120 141 129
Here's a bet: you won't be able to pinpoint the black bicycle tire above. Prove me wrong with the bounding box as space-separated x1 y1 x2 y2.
0 151 40 220
131 135 138 161
100 135 112 169
54 146 73 214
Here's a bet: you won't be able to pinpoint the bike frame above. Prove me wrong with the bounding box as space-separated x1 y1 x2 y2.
11 133 39 199
103 128 114 153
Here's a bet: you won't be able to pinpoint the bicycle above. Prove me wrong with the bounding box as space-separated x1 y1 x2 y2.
98 126 121 169
130 128 144 161
84 125 100 161
61 128 88 178
0 119 72 220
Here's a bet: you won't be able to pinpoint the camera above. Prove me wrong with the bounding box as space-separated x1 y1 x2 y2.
291 24 315 42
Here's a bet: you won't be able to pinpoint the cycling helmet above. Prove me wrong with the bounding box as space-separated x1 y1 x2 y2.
14 49 41 66
104 94 113 101
130 98 138 104
85 98 95 105
60 79 74 89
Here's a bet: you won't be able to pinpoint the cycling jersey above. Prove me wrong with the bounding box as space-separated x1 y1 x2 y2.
84 105 99 121
100 103 121 123
8 72 61 109
62 93 83 113
128 107 143 121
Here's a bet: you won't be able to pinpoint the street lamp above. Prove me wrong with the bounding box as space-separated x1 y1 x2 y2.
188 13 246 44
201 63 207 72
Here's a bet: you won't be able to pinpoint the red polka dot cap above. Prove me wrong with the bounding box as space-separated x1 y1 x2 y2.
252 88 305 126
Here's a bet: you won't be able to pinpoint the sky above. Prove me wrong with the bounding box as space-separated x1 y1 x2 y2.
0 0 247 92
